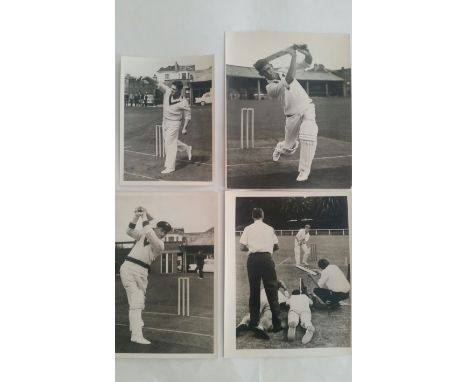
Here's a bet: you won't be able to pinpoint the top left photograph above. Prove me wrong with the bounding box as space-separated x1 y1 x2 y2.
119 55 214 185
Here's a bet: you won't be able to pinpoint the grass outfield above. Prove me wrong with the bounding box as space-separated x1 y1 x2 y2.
123 105 212 182
226 98 351 189
115 272 214 354
235 235 351 350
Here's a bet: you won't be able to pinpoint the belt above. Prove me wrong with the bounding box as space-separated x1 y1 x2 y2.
250 251 271 255
125 256 151 273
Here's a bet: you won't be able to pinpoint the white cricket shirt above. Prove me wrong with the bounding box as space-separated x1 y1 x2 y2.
158 83 191 122
266 71 311 116
318 264 351 293
240 220 279 254
295 229 310 245
126 225 165 265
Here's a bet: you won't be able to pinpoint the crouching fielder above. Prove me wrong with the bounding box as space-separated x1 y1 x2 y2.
120 207 172 344
286 289 315 344
253 44 318 182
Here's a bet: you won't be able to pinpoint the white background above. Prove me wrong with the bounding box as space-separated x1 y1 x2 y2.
1 0 468 381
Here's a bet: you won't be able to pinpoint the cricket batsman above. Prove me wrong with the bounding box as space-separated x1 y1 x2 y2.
253 44 319 182
119 207 172 344
294 224 311 266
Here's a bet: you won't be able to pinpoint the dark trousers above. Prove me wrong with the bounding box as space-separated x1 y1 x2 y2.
247 252 281 328
313 287 349 305
195 264 204 278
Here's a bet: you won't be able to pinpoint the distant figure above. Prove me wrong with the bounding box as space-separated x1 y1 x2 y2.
294 224 311 265
143 92 148 107
124 93 129 106
313 259 351 309
129 93 135 106
195 251 205 279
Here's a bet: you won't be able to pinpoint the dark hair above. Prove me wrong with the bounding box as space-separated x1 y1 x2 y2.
252 208 264 220
172 80 184 91
318 259 330 270
253 58 269 74
156 221 172 234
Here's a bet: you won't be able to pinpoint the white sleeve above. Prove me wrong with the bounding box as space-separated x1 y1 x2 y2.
239 228 248 246
143 225 164 253
317 269 328 288
266 81 285 98
157 83 171 94
272 230 279 245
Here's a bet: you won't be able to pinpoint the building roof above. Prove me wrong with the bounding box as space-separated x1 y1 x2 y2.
192 67 212 83
158 62 195 72
183 227 214 246
226 64 345 82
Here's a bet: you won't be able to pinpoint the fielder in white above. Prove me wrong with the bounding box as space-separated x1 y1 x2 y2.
294 224 311 266
236 280 289 340
143 77 192 174
286 288 315 344
119 207 172 345
253 44 318 182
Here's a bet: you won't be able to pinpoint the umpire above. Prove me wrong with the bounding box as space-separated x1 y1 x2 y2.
240 208 283 338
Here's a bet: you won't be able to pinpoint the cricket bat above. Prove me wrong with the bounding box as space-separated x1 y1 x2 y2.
295 264 318 276
263 44 308 62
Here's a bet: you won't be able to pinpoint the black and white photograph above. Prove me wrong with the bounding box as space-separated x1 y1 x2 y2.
226 32 351 189
120 55 214 184
225 191 351 357
115 192 217 357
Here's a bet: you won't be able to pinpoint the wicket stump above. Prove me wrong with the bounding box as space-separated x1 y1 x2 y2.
240 108 254 149
178 277 190 316
155 124 165 157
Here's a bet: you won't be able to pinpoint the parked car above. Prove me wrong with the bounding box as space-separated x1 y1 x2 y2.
195 92 212 105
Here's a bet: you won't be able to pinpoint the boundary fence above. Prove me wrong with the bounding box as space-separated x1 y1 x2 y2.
235 229 349 236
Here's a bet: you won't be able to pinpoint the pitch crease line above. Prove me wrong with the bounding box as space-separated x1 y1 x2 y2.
116 323 213 338
125 150 211 166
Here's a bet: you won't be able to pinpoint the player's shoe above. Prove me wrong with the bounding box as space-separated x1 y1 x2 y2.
187 146 192 161
252 326 270 340
272 147 281 162
131 335 151 345
161 168 175 174
302 262 309 266
296 171 309 182
302 327 315 344
270 324 284 333
287 324 296 341
236 323 248 337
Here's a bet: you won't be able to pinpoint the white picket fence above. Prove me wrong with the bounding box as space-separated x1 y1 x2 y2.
235 229 349 236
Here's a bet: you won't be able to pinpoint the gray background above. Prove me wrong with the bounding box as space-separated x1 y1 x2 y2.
116 0 351 380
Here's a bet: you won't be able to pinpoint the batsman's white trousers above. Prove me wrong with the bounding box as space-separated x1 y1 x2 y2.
294 242 310 265
162 119 190 171
120 262 148 332
277 103 318 174
288 310 314 330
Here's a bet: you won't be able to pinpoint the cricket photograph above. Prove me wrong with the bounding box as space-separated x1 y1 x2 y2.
225 32 351 189
119 55 214 184
224 191 351 357
115 192 218 357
